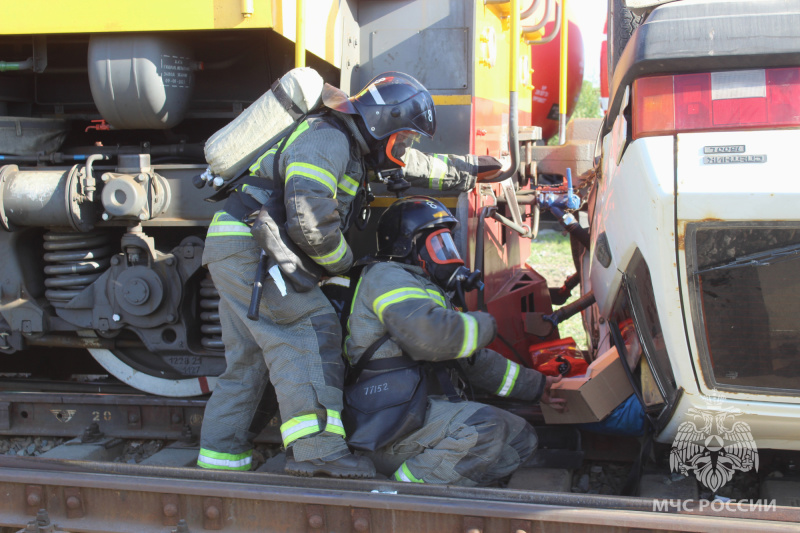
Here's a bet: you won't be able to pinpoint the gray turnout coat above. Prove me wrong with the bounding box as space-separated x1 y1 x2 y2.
345 261 545 485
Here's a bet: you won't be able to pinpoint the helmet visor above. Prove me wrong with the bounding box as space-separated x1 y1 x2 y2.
394 130 420 150
425 229 463 265
386 130 421 167
408 93 436 138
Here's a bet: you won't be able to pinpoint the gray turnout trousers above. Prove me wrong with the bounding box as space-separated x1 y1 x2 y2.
198 242 349 470
366 398 537 485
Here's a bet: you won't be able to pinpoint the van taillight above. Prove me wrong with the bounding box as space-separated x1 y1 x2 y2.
633 68 800 139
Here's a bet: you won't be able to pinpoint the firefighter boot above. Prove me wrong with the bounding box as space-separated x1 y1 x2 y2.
284 450 376 478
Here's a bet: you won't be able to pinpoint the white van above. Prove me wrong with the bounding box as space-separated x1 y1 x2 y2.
589 0 800 451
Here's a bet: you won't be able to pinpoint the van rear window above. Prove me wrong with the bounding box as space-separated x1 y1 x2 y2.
688 224 800 394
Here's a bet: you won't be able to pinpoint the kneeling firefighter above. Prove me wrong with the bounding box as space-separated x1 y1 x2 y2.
343 196 565 485
198 72 508 477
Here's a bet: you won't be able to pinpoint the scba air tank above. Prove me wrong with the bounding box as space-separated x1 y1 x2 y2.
88 34 195 129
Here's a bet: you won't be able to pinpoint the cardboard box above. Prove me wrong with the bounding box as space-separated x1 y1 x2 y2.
540 346 634 424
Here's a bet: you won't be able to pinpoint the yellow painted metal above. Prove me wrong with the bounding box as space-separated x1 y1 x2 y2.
522 27 545 42
295 0 305 67
0 0 342 70
510 0 519 93
432 95 473 106
558 0 569 143
484 1 511 19
474 0 533 111
0 0 274 34
275 0 342 69
370 196 458 209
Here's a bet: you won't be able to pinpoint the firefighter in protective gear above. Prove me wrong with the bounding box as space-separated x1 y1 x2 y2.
198 72 503 477
323 72 508 182
344 196 565 485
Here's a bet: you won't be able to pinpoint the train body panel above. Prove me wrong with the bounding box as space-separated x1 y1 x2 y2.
0 0 277 34
0 0 546 393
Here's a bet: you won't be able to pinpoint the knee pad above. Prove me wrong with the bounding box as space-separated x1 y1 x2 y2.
509 422 538 464
462 405 510 462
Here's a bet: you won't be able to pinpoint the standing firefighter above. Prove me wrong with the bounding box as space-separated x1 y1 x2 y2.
198 72 506 477
344 197 565 485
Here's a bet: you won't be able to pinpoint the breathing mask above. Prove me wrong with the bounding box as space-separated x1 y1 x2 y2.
416 228 483 292
370 129 420 172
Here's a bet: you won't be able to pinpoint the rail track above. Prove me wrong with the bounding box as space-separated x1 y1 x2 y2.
2 455 800 533
1 382 799 532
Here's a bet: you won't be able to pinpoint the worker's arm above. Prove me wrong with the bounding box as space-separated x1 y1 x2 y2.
282 121 354 275
459 349 546 402
401 149 507 191
362 263 496 362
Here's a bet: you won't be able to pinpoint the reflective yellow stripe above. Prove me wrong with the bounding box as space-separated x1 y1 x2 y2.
286 162 338 197
324 276 351 288
280 414 320 447
426 289 446 308
429 154 448 190
325 409 346 437
197 448 252 470
338 174 359 196
247 120 310 174
456 314 479 359
309 233 347 266
496 360 520 397
249 147 278 174
285 120 310 147
207 211 252 237
394 462 424 483
207 227 252 237
372 287 446 323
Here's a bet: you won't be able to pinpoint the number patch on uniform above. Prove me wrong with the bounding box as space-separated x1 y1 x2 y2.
363 383 389 395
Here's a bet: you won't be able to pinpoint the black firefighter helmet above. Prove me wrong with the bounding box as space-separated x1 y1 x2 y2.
376 196 458 258
322 72 436 140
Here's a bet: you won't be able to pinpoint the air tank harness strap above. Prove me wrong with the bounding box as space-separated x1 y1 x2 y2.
271 77 305 120
345 332 392 386
430 361 465 403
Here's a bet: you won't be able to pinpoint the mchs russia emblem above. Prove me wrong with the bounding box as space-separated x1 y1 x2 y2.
670 396 758 492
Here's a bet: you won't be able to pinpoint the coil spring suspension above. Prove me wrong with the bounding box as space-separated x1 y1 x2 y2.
200 275 223 350
43 231 114 308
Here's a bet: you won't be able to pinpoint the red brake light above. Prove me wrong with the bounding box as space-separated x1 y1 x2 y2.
633 75 674 137
675 73 712 130
633 68 800 139
767 68 800 125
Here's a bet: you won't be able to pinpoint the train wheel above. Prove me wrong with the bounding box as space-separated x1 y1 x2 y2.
87 347 219 397
77 272 225 398
79 330 224 397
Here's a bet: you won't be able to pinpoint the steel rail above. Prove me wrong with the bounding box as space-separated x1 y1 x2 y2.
0 456 797 532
